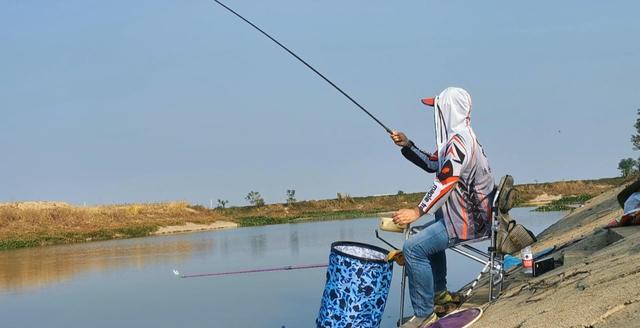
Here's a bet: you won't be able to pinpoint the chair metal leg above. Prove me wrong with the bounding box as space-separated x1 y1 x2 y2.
489 206 499 302
490 254 504 301
488 253 495 300
398 225 410 326
450 246 488 265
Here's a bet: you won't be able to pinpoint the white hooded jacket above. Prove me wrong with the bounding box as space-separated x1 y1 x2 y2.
401 87 495 240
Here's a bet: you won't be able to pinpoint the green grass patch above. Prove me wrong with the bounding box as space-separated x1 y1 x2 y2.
237 216 294 227
534 194 592 212
300 210 375 220
0 226 158 251
0 239 40 251
236 210 378 227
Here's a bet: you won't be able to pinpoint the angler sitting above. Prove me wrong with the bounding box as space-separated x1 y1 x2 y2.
389 87 495 328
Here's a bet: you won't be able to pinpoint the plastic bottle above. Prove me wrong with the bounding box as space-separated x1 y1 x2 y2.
521 246 533 275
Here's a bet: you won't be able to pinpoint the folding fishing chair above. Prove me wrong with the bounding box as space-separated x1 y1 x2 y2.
391 175 516 324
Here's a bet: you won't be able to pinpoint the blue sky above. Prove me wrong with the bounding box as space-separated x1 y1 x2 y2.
1 1 638 206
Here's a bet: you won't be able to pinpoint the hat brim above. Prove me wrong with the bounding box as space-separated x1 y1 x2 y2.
421 97 435 107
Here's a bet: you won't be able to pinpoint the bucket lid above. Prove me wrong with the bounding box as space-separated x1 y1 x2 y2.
331 241 390 263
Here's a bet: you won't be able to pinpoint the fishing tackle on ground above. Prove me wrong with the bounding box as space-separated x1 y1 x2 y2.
316 241 393 328
211 0 393 134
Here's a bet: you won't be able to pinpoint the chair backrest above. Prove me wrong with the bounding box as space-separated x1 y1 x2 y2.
493 175 516 215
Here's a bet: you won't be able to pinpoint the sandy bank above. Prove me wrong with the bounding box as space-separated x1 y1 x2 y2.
522 193 563 206
153 221 237 235
469 183 639 327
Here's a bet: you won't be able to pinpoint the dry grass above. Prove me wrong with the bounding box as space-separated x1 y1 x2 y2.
0 202 227 249
514 177 629 206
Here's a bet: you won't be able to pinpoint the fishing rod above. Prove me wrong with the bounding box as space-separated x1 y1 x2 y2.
173 263 328 279
212 0 393 134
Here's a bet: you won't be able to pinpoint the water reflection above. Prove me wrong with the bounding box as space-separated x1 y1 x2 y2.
220 235 231 256
338 224 355 241
249 233 267 257
289 227 300 256
0 237 213 293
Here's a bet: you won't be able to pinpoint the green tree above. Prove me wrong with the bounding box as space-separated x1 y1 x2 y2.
619 109 640 174
245 191 265 206
216 199 229 209
336 192 353 202
632 109 640 151
397 190 405 195
634 109 640 171
618 158 637 177
286 189 296 205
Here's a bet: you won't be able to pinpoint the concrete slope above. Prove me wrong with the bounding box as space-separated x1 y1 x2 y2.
472 184 640 328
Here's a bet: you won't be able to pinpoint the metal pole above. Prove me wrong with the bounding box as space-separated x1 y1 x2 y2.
449 247 488 265
489 214 498 300
399 224 410 326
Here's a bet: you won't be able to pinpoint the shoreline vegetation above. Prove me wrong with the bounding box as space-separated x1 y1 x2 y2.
0 176 631 251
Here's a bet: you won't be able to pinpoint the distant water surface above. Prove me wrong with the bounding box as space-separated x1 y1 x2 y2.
0 208 564 328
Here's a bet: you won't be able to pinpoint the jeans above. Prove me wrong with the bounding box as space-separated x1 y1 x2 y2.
402 218 452 317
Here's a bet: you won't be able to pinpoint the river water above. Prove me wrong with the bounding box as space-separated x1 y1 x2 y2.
0 208 564 328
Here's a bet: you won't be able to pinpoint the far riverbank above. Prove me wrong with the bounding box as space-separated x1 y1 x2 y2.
0 176 630 251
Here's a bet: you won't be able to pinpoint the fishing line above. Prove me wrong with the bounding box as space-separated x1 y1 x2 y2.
212 0 393 134
173 263 328 279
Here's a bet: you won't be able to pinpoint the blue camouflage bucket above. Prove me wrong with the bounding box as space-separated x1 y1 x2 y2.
316 241 394 328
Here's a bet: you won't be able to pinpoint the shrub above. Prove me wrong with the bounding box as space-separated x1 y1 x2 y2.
216 199 229 209
286 189 296 205
245 191 265 207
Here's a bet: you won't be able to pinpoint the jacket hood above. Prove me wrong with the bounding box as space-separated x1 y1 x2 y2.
433 87 473 154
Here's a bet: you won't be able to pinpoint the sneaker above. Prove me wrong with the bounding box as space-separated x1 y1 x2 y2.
434 302 459 317
434 291 462 305
434 291 463 317
399 313 438 328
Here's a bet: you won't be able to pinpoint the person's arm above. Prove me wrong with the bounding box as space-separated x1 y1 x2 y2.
393 135 467 225
417 135 467 216
390 131 438 173
401 142 439 173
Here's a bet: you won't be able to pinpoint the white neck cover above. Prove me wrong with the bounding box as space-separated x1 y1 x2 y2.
433 87 476 164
